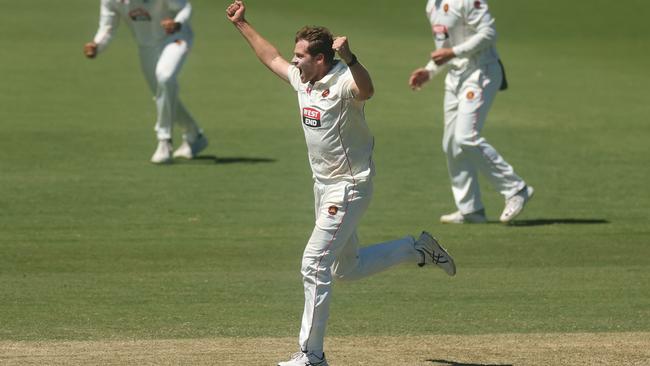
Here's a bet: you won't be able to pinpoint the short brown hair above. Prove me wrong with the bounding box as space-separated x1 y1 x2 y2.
295 26 335 64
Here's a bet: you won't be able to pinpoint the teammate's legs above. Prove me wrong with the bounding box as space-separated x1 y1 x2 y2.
455 65 525 200
138 43 201 142
175 102 202 142
443 76 484 214
139 46 178 163
138 46 160 94
153 40 185 141
154 39 201 141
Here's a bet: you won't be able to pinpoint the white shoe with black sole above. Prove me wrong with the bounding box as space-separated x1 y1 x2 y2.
414 231 456 276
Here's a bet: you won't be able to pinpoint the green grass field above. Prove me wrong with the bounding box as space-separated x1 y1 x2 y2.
1 0 649 364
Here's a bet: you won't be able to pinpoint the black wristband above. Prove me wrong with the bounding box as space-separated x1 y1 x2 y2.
346 54 358 67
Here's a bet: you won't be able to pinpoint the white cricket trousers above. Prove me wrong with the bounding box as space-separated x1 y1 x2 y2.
298 179 419 356
138 39 201 142
442 62 526 214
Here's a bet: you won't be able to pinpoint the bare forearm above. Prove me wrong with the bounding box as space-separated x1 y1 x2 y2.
234 20 283 71
227 1 289 80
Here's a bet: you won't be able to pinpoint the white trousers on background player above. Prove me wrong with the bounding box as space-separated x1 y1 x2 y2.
138 39 201 142
442 62 526 214
298 179 419 356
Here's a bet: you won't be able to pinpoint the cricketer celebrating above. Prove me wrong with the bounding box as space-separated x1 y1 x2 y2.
84 0 208 164
226 1 456 365
409 0 534 223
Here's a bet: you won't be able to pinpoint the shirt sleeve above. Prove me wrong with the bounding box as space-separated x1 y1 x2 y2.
93 0 119 54
338 70 356 100
451 0 497 58
288 65 302 91
169 0 192 24
425 0 435 17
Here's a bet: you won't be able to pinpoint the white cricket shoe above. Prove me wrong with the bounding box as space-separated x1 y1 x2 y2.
150 139 173 164
278 351 328 366
173 134 208 159
440 209 487 224
414 231 456 276
500 185 534 223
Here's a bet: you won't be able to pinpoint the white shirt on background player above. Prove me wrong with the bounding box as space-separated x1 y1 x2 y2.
426 0 499 75
93 0 193 52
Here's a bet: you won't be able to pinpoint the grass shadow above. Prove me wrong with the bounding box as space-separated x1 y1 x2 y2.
507 218 609 227
176 155 277 165
427 359 513 366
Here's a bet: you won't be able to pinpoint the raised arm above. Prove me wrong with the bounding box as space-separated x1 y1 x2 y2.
332 37 374 101
226 1 290 82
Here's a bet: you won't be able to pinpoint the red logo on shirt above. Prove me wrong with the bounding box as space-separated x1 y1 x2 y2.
443 3 449 12
322 89 330 98
302 107 321 128
466 91 476 100
433 24 450 41
433 25 449 34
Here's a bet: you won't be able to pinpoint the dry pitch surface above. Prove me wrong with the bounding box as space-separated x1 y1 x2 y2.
2 333 648 365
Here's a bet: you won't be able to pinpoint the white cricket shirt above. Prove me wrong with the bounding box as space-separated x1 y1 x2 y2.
93 0 193 52
426 0 500 74
288 62 375 185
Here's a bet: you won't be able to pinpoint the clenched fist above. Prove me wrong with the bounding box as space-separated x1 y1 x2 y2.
226 1 245 23
161 18 181 34
84 42 98 59
332 36 353 64
408 68 430 91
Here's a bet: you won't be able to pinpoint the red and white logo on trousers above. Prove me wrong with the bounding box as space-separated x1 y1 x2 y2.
433 24 449 41
328 206 339 215
302 107 321 127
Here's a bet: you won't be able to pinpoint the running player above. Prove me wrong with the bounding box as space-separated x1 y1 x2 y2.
84 0 208 164
409 0 534 223
226 1 456 365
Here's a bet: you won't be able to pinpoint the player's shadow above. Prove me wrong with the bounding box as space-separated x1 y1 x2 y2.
427 359 513 366
179 155 276 165
506 218 609 227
